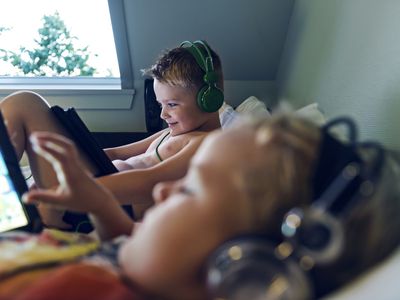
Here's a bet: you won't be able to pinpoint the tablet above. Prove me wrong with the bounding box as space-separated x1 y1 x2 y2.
0 110 40 233
50 105 118 177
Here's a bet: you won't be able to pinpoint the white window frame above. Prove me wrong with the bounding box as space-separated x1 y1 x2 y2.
0 0 134 100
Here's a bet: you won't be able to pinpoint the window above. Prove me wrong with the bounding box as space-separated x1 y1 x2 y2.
0 0 133 91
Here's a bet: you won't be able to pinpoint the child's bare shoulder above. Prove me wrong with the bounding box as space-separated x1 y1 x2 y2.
172 130 212 145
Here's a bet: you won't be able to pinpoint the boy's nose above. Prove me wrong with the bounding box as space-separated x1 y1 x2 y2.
153 181 174 204
160 108 169 120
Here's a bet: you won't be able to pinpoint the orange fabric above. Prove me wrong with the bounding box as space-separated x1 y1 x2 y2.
0 268 53 300
0 263 145 300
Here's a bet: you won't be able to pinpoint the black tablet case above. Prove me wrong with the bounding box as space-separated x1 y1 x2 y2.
50 106 118 176
50 106 133 232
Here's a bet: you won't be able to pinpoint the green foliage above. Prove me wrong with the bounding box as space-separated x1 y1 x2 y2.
0 12 97 76
0 26 10 35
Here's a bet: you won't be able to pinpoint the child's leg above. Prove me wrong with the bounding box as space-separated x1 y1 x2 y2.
1 91 97 228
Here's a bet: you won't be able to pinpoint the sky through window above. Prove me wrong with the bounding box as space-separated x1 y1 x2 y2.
0 0 119 77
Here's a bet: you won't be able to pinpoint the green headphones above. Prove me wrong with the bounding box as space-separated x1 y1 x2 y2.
180 40 224 113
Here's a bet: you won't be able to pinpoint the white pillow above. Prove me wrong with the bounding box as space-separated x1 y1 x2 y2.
324 247 400 300
219 99 327 129
219 96 270 129
219 102 241 129
294 102 327 126
236 96 271 117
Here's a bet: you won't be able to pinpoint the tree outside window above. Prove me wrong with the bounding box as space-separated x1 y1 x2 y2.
0 12 98 77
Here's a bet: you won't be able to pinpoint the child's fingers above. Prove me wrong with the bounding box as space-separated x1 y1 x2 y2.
32 140 68 164
30 133 80 182
30 141 68 187
30 131 76 146
22 190 64 207
30 132 79 159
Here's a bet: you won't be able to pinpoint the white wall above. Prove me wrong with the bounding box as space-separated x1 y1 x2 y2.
277 0 400 150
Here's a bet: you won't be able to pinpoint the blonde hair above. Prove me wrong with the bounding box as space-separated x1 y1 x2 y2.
142 42 223 93
240 114 321 238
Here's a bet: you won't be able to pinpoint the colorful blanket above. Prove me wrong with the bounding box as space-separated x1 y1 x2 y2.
0 230 145 300
0 229 99 279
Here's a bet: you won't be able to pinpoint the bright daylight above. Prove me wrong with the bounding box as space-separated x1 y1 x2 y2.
0 0 119 77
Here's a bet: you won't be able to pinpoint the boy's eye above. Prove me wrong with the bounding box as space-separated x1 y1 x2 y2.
158 102 178 109
179 185 194 195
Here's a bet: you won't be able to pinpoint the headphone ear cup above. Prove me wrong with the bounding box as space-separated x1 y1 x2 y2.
282 208 345 265
197 85 224 113
206 238 313 300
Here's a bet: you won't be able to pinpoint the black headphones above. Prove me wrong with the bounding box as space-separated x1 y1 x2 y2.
180 40 224 113
206 117 385 299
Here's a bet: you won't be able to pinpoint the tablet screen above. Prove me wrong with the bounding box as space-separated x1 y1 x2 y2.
0 149 29 232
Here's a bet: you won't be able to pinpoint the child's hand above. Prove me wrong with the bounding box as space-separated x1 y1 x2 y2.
23 132 114 215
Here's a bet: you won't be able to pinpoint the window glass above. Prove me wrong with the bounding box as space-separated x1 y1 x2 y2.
0 0 120 78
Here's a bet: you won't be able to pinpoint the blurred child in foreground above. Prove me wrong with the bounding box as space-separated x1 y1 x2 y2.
22 113 400 299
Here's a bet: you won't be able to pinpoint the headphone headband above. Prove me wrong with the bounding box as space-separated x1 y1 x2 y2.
180 40 214 74
179 40 224 112
312 119 362 211
282 118 384 265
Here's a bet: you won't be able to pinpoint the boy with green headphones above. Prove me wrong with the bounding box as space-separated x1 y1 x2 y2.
0 40 224 227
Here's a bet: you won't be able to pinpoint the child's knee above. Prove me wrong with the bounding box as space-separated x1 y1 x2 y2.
1 91 51 114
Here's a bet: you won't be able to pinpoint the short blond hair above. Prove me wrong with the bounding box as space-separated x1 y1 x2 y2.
143 42 223 93
240 114 321 237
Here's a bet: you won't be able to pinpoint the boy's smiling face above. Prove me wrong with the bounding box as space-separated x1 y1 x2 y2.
154 79 210 136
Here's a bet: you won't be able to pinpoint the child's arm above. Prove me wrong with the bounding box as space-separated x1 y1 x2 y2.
96 134 207 205
104 130 165 160
118 195 214 299
23 132 134 240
